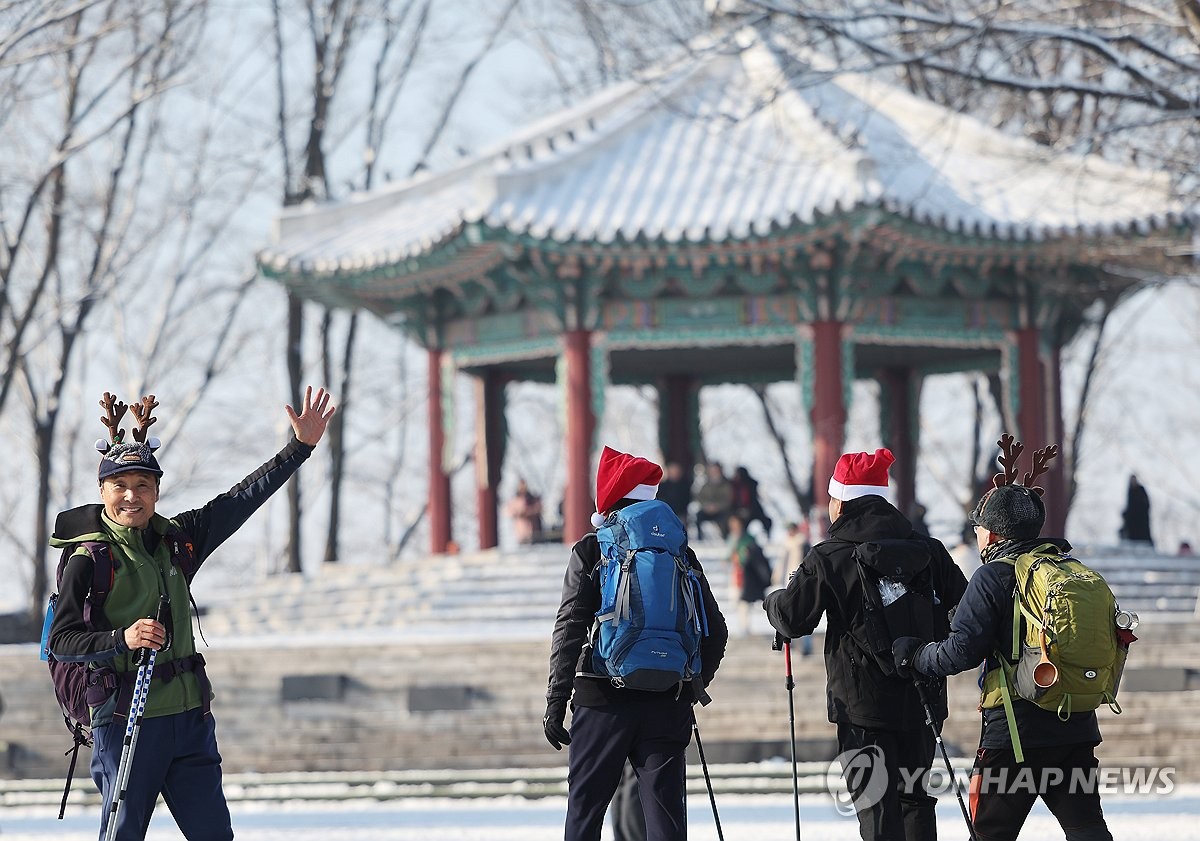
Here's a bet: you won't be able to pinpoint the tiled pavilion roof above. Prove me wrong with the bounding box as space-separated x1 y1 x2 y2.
260 27 1193 282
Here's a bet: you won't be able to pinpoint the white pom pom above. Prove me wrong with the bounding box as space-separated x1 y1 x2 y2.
590 512 606 529
147 436 161 451
94 438 110 454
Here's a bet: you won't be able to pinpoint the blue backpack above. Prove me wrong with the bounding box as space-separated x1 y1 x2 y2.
592 500 709 696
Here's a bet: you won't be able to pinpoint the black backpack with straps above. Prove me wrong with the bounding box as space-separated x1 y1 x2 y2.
851 537 949 677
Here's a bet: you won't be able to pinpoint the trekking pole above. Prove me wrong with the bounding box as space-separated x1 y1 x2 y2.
773 632 803 841
104 595 168 841
913 679 978 841
691 711 725 841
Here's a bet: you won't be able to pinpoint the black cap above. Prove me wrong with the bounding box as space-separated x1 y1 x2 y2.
970 484 1045 540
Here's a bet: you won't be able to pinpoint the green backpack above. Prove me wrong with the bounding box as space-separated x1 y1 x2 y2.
988 544 1128 760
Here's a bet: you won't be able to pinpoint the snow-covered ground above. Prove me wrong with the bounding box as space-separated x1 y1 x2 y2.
4 789 1200 840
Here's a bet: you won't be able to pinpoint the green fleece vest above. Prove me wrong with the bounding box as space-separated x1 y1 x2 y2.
51 512 205 721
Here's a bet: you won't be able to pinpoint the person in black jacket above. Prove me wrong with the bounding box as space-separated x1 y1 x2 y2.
893 467 1115 841
763 448 967 841
544 446 728 841
654 461 693 527
1119 474 1153 547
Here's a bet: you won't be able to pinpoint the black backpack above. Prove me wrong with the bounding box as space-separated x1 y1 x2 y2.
851 538 948 677
40 542 120 736
741 539 773 599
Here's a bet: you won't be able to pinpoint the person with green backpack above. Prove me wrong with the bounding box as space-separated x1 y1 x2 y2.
893 436 1133 841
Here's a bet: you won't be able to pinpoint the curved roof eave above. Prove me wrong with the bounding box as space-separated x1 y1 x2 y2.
262 210 1194 305
261 27 1194 284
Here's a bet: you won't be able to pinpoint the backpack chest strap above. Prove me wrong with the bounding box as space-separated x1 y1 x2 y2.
113 652 211 718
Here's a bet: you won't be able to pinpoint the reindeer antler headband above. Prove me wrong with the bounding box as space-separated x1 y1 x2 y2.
95 392 161 454
991 432 1058 497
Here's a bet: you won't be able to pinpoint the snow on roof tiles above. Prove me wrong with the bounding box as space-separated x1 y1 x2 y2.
262 28 1186 277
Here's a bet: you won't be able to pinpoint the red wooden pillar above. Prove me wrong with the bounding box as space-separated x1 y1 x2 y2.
562 330 595 542
475 369 504 550
661 374 696 470
811 321 847 510
427 348 452 554
1045 344 1067 535
1015 327 1045 448
879 366 918 517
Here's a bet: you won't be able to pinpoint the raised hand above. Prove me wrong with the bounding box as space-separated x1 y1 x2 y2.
285 386 337 446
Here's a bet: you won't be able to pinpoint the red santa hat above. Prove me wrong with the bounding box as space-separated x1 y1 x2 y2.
591 446 663 528
828 448 896 503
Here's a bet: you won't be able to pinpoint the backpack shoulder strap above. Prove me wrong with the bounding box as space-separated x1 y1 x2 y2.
982 555 1026 661
163 524 211 646
68 541 116 630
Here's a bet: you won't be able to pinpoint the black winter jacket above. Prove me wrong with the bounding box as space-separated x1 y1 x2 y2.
913 537 1102 750
49 436 314 661
546 532 728 708
763 495 968 731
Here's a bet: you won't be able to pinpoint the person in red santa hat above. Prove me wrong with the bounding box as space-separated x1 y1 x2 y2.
544 446 728 841
763 447 968 841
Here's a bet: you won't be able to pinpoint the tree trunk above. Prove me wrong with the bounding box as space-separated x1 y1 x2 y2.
1067 301 1112 512
967 374 985 508
323 311 357 564
284 290 304 573
751 385 811 515
30 418 53 624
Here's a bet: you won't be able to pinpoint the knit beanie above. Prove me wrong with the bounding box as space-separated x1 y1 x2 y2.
970 484 1046 540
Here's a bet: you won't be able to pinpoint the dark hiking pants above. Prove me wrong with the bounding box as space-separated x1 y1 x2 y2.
91 707 233 841
969 742 1113 841
836 721 938 841
564 696 692 841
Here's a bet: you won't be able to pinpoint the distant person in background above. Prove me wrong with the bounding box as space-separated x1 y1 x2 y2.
775 521 809 586
1120 474 1153 547
731 465 773 538
728 514 772 636
807 504 827 544
775 521 813 655
908 502 930 536
695 461 734 540
506 478 544 545
655 461 693 527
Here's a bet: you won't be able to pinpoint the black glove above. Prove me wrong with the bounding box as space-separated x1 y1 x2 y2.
892 636 926 679
543 697 571 751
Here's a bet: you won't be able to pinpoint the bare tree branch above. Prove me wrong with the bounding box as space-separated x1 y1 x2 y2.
751 384 811 515
0 0 107 66
409 0 519 175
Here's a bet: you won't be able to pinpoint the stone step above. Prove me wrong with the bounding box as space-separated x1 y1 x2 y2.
10 543 1200 782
